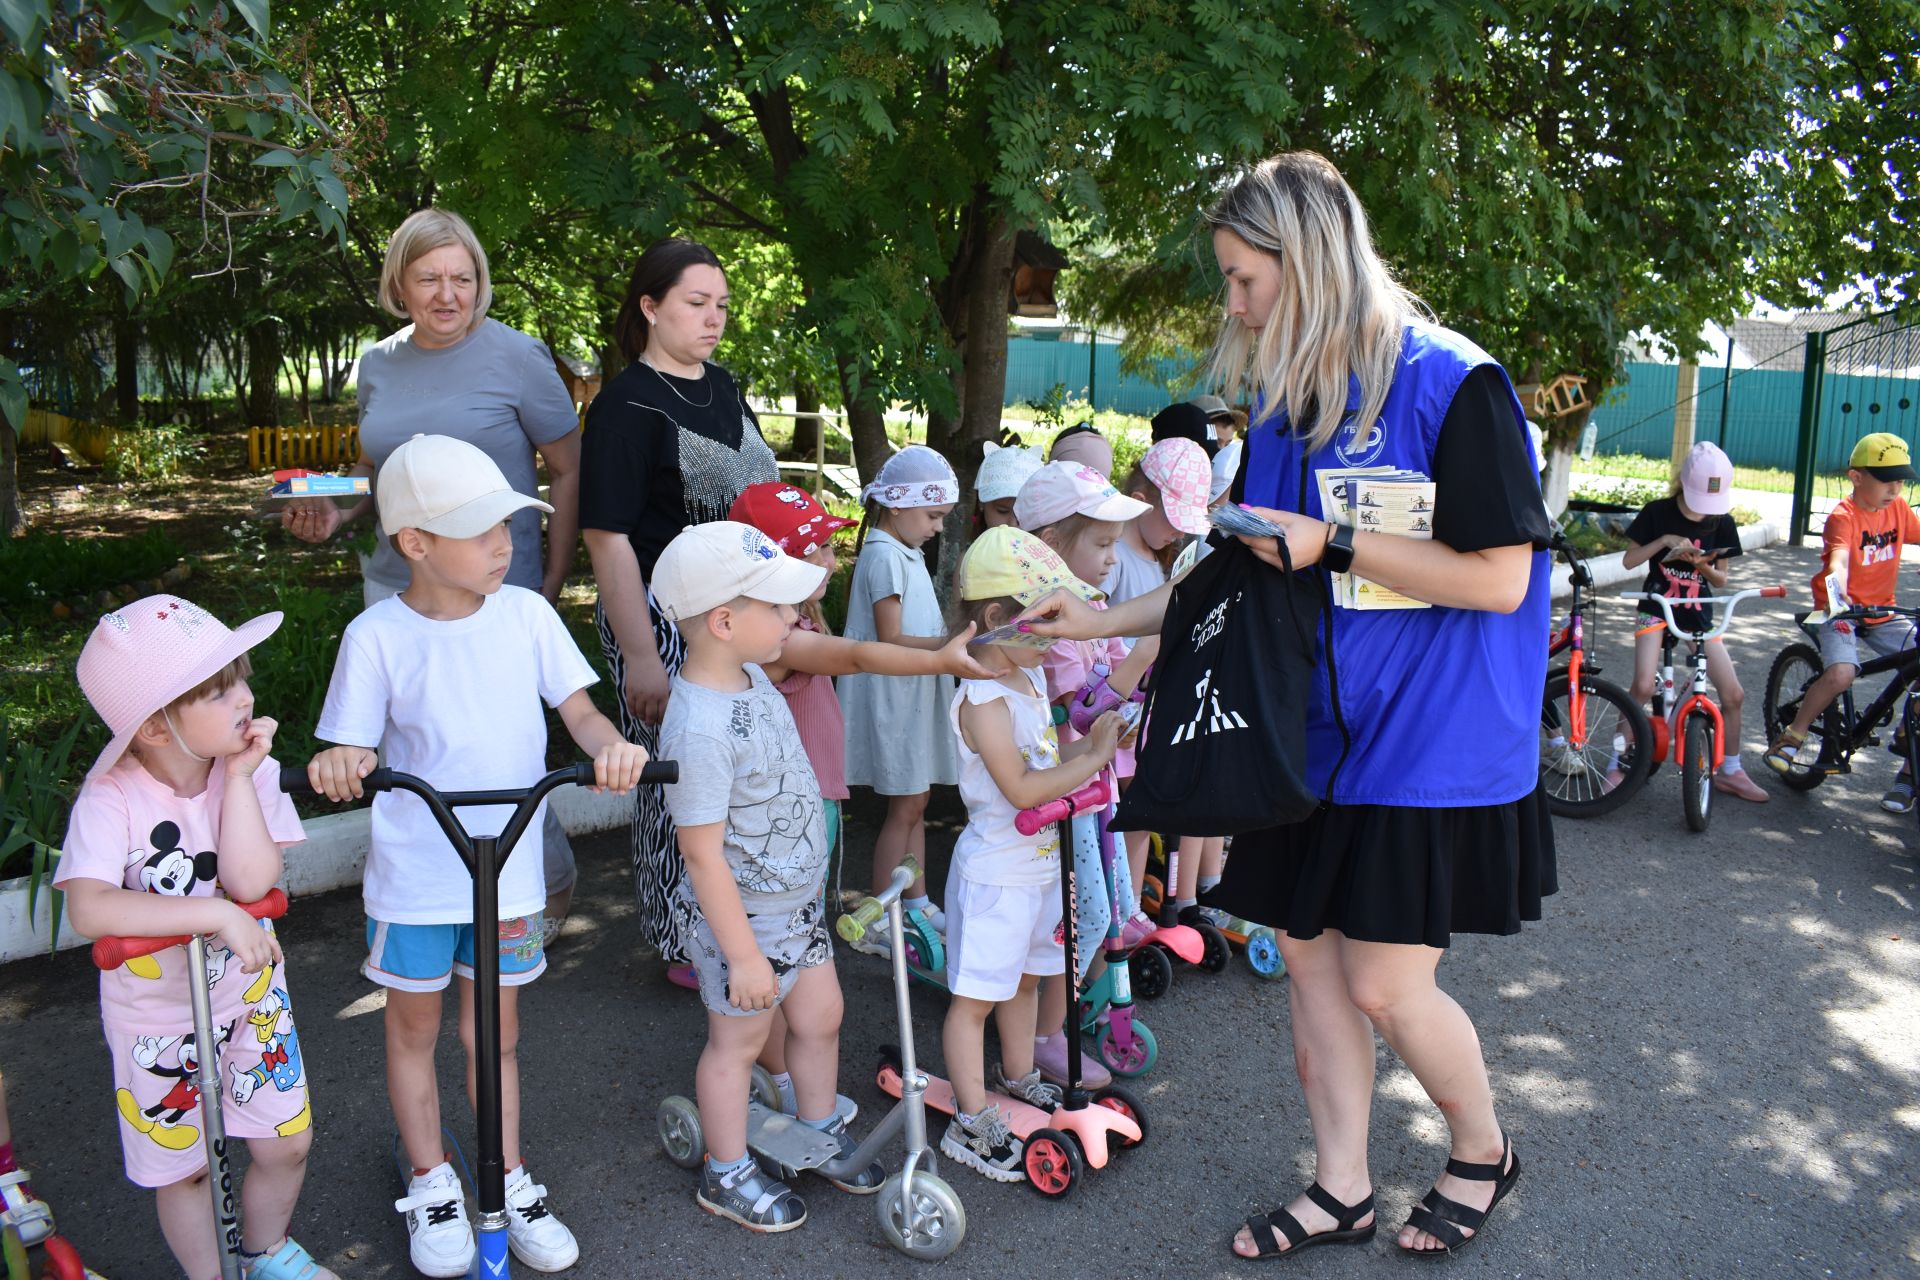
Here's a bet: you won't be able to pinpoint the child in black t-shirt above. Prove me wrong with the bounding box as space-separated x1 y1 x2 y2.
1620 442 1766 801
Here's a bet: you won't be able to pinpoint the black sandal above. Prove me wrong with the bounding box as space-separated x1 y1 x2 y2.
1401 1135 1521 1258
1232 1182 1377 1261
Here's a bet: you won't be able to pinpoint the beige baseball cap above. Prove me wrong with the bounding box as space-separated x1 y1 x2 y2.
652 521 828 622
376 434 552 537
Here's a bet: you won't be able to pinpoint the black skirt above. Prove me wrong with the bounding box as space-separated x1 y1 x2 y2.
1203 784 1557 950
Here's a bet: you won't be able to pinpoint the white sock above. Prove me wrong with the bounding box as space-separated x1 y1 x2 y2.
1719 758 1746 775
772 1071 796 1114
903 894 931 912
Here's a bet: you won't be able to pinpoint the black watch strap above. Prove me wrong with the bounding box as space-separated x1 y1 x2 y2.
1323 522 1356 574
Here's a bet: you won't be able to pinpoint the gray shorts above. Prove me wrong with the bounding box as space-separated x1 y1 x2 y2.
669 884 832 1017
1816 615 1917 671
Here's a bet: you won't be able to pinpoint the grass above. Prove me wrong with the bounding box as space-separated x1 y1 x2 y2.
1576 450 1850 497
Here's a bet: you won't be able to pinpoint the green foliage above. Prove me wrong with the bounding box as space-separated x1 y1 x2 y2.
103 421 206 481
246 577 358 763
1570 476 1670 511
0 714 85 949
0 528 183 610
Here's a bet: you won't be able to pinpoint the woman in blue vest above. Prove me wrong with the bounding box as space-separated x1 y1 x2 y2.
1027 152 1554 1260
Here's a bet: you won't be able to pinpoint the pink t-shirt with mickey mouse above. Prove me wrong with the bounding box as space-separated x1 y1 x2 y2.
57 755 304 1034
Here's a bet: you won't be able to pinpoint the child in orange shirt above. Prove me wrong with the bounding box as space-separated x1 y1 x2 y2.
1765 433 1920 810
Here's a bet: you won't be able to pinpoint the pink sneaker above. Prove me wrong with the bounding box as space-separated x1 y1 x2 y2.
1032 1030 1112 1090
666 963 699 991
1119 913 1155 949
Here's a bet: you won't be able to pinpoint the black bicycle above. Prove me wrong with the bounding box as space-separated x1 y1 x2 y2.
1762 604 1920 798
1540 532 1655 817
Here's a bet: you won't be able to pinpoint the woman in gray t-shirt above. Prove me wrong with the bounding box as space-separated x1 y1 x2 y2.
283 206 586 927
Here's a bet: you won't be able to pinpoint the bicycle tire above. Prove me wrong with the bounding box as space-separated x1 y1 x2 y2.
1541 671 1654 818
1763 642 1836 792
1682 713 1714 832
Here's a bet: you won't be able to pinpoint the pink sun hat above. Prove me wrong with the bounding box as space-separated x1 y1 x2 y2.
1139 437 1213 535
76 595 282 779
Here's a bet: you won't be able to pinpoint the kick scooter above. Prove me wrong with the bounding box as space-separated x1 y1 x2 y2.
283 759 675 1279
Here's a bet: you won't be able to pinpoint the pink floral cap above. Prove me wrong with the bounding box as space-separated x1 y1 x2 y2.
1140 437 1213 535
76 595 282 779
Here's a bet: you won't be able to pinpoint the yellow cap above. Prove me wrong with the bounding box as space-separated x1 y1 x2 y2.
1850 432 1916 480
956 526 1105 605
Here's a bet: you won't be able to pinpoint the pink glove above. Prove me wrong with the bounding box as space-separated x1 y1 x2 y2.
1069 677 1126 736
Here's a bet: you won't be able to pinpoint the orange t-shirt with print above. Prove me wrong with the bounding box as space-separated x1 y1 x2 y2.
1811 495 1920 614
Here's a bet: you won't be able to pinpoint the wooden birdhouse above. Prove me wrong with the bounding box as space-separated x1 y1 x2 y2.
1535 374 1588 419
1011 231 1069 318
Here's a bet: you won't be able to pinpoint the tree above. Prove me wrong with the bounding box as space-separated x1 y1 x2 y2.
1 0 350 531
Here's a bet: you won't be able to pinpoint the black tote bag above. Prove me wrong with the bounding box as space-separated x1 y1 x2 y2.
1112 537 1322 836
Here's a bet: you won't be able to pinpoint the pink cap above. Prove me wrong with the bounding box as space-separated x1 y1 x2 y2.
1139 438 1213 535
76 596 282 779
1049 426 1114 478
1014 460 1151 531
1679 442 1734 516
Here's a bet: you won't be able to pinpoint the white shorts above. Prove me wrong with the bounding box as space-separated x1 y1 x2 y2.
945 872 1065 1002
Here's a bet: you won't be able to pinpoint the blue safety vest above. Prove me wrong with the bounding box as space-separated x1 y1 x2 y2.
1240 321 1548 807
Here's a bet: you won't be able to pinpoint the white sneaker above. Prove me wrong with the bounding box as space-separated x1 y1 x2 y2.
393 1162 474 1279
504 1165 579 1272
845 917 891 959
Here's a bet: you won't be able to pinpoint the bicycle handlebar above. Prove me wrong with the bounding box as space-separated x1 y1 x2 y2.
278 759 679 801
90 889 289 970
1619 586 1788 641
1014 779 1112 837
1826 603 1920 625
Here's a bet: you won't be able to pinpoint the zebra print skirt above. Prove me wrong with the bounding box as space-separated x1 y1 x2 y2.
597 594 688 962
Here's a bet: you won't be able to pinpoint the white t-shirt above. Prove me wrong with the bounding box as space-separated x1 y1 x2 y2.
315 586 596 924
1102 539 1168 653
948 667 1062 887
57 755 304 1034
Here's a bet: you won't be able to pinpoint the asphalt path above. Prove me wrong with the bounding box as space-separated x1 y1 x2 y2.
2 540 1915 1278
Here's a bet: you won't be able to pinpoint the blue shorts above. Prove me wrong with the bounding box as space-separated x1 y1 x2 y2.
363 915 547 993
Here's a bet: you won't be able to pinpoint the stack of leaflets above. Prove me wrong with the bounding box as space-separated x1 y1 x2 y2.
259 469 369 511
1316 467 1436 610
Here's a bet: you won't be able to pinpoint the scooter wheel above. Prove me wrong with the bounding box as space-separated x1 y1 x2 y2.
1129 944 1173 1000
1093 1085 1149 1150
1023 1128 1082 1198
656 1095 705 1170
749 1063 782 1110
1245 927 1287 980
877 1170 967 1260
1196 922 1231 974
1095 1018 1158 1077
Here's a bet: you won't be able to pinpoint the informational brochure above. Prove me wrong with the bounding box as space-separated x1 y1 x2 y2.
1315 467 1436 610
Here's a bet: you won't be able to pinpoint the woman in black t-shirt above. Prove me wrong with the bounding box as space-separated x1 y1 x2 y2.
1620 441 1766 801
580 238 779 972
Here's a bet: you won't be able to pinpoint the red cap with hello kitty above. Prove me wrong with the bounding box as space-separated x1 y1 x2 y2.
727 482 858 559
75 595 282 779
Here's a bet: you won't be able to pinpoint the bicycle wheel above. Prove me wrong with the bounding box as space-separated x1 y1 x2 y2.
1541 671 1654 818
1763 642 1837 791
1682 712 1714 832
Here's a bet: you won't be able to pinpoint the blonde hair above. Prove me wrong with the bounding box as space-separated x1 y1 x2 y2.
380 207 492 329
1204 152 1426 453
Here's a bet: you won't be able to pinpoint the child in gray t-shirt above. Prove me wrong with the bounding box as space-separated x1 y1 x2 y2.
652 521 884 1233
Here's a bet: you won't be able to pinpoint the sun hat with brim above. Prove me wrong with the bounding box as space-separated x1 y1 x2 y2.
652 521 828 622
1015 460 1151 531
957 526 1105 606
377 433 553 538
1850 432 1917 482
1191 394 1233 422
77 596 283 779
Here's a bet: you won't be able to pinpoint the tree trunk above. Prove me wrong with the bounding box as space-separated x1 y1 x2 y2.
836 358 893 486
244 319 281 427
0 422 20 536
114 312 141 425
790 377 821 459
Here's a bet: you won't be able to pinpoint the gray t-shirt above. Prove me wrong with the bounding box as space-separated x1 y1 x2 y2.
660 665 827 913
356 318 580 590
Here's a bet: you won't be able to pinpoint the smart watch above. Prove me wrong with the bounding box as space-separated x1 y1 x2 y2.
1322 522 1356 574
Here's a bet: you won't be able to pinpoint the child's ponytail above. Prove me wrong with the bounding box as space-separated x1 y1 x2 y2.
853 498 886 557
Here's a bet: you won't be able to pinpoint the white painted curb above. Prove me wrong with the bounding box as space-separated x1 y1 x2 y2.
0 784 636 965
1550 521 1781 600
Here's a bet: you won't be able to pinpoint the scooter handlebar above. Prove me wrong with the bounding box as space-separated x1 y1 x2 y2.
277 759 679 800
835 857 921 943
91 889 289 971
1014 779 1112 837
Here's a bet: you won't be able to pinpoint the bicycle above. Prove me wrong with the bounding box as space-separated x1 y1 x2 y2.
1621 585 1788 832
1762 603 1920 803
1539 533 1655 817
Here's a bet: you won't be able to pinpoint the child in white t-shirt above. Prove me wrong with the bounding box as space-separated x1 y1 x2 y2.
308 434 648 1278
938 528 1126 1184
57 596 336 1280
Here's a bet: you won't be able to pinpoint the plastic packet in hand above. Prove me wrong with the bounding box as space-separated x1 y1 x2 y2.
968 620 1058 651
1209 504 1290 540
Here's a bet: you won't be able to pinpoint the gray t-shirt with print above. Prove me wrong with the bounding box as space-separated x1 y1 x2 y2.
356 318 580 591
660 665 827 913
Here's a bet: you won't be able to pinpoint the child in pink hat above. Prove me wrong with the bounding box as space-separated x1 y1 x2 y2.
56 595 340 1280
